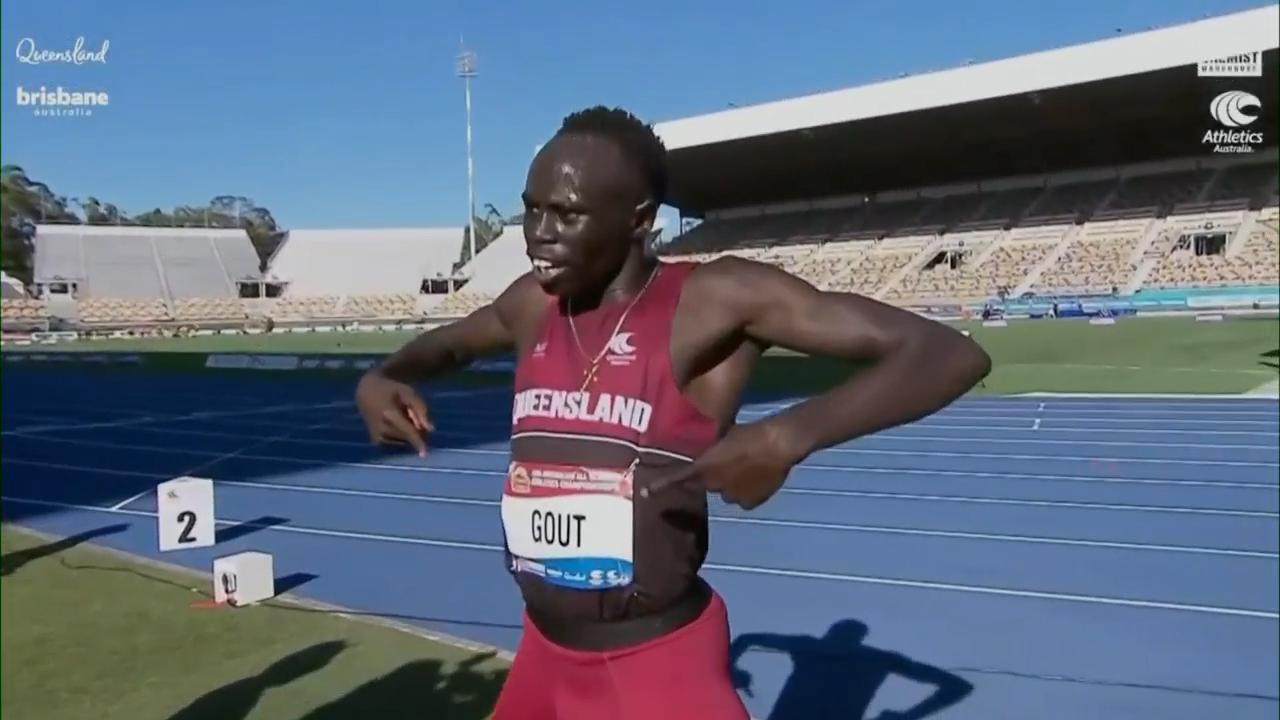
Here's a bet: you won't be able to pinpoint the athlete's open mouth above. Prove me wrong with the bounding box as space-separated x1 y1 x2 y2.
530 257 568 281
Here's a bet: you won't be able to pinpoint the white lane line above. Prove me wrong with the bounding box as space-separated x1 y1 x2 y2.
699 561 1279 620
814 446 1279 468
742 406 1280 419
6 458 1278 553
7 401 349 434
13 423 1280 488
115 415 1280 452
5 435 1278 516
9 419 1275 470
780 487 1278 518
108 488 155 511
2 387 506 425
6 437 1276 497
3 495 1274 620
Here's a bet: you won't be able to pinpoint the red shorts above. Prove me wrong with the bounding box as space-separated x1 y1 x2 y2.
491 590 750 720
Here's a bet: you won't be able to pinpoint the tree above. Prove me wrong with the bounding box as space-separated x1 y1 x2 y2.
453 202 518 272
0 164 290 285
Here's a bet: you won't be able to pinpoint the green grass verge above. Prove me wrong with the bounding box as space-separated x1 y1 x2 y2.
747 315 1279 395
7 314 1279 395
0 525 509 720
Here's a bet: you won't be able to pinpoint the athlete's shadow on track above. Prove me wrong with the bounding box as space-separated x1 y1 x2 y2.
730 619 973 720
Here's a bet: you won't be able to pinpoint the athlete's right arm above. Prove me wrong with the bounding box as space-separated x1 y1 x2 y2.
355 274 541 454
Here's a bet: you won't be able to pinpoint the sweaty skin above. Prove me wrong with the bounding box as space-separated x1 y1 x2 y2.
356 131 992 508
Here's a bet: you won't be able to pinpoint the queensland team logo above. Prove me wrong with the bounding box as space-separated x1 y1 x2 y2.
508 463 531 494
605 332 638 367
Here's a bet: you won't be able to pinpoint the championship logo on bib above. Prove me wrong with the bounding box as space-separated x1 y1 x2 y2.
501 460 636 590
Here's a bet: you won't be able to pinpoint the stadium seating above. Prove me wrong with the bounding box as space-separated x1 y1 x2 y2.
1145 205 1280 289
31 224 261 327
263 227 465 322
659 158 1279 306
173 297 248 322
431 226 529 317
78 298 171 325
1030 217 1151 295
0 298 48 323
14 160 1274 334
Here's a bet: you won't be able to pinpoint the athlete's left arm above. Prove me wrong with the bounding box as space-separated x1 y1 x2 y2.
709 255 991 460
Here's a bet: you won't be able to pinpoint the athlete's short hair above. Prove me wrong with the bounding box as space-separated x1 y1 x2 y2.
558 106 668 206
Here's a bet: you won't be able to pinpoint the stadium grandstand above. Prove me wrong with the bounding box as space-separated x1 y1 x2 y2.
1 6 1276 345
650 5 1278 320
1 223 488 335
261 226 468 322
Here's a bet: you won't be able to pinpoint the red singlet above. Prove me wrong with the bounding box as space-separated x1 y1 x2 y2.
492 260 748 718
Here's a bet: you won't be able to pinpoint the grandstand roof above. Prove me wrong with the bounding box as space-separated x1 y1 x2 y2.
654 6 1280 214
32 224 261 299
1 271 24 298
266 227 464 295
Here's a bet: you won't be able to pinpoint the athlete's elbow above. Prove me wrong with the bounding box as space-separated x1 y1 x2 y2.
931 327 991 389
896 323 991 391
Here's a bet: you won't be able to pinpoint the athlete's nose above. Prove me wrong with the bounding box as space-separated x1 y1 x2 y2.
526 209 557 246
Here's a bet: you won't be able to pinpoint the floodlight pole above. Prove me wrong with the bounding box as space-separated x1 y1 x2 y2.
457 44 478 267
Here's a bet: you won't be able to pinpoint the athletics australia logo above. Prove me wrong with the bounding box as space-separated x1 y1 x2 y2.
1202 90 1264 154
605 332 637 367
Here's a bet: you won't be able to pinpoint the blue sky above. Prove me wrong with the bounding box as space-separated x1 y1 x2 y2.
2 0 1268 232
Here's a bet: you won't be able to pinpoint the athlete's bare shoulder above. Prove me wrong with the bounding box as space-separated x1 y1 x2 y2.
684 252 971 361
489 272 553 349
681 254 820 339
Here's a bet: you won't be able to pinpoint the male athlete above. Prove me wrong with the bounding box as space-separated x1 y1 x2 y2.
355 106 991 719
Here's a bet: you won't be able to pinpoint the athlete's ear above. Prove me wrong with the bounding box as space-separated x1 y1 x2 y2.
631 198 657 241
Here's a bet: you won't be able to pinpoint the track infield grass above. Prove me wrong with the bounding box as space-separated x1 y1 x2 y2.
0 525 510 720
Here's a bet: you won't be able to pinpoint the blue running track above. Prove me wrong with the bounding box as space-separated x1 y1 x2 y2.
2 366 1277 719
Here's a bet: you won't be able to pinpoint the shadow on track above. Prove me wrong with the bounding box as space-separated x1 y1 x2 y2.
730 619 974 720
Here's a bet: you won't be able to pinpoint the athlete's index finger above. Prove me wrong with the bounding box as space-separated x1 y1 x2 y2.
640 462 702 498
399 389 434 432
382 409 428 457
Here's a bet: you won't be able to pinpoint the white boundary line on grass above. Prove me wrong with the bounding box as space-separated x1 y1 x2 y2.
3 495 1275 621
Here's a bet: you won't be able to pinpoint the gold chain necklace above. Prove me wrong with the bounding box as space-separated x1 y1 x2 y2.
567 263 660 392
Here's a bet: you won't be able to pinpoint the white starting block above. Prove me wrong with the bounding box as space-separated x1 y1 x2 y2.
213 551 275 607
157 476 216 551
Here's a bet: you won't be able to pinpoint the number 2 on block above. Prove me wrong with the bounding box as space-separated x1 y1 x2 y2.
177 510 198 544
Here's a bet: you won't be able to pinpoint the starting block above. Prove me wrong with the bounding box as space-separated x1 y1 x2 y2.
213 551 275 607
157 476 215 551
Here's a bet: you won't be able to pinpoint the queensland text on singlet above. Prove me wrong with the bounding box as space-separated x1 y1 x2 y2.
512 387 653 434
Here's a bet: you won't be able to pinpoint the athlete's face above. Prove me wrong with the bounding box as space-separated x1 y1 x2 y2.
522 133 654 299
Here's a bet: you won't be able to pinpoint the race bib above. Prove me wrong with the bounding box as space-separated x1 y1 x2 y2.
501 460 635 590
